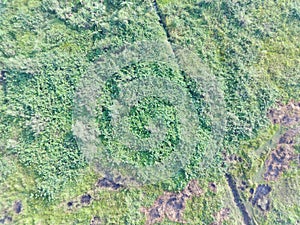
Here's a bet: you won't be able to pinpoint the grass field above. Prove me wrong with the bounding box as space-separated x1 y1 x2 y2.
0 0 299 224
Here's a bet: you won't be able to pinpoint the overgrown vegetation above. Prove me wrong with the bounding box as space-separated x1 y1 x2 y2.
0 0 299 224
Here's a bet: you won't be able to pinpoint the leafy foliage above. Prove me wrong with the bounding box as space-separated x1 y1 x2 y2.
0 0 299 224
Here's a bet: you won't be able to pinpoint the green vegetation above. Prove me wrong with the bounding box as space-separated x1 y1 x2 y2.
0 0 299 224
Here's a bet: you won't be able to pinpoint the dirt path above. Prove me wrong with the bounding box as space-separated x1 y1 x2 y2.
152 0 171 40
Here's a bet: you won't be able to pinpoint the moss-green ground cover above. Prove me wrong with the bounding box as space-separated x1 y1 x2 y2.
0 0 299 224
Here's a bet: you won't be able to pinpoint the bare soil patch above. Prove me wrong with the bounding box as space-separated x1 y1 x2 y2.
90 216 102 225
264 102 300 181
267 101 300 126
251 184 271 211
81 194 92 205
64 177 123 212
209 182 217 193
210 208 231 225
264 142 297 181
0 70 7 103
141 180 203 225
238 180 249 191
96 178 123 190
13 201 22 214
0 216 12 224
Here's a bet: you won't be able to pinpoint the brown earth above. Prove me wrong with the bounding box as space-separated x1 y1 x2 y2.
0 200 22 224
0 216 12 224
90 216 102 225
264 141 297 181
64 177 123 212
210 208 231 225
13 201 22 214
209 182 217 193
140 180 203 225
250 184 271 211
267 101 300 126
264 102 300 181
80 194 92 205
96 178 123 190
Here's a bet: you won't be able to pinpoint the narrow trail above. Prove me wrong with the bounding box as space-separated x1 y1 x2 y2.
151 0 196 101
152 2 254 224
152 0 171 41
225 173 253 225
152 0 194 92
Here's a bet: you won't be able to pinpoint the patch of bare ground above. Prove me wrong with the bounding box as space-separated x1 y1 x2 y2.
90 216 102 225
267 101 300 126
0 199 23 224
64 192 93 211
140 180 203 225
264 101 300 181
209 182 217 193
13 201 22 214
210 208 231 225
96 178 123 190
81 194 92 205
64 177 123 211
0 215 12 224
250 184 271 212
264 139 298 181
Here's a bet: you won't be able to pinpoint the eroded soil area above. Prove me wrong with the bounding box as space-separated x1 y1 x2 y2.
140 180 203 225
90 216 102 225
81 194 92 205
13 201 22 214
225 174 252 225
268 101 300 126
250 184 272 212
0 199 23 224
65 177 123 211
264 102 300 181
96 178 123 190
264 140 298 181
0 216 12 224
210 208 231 225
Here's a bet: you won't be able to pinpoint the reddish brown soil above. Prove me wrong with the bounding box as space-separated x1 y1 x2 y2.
210 208 231 225
267 101 300 126
140 180 203 225
264 101 300 181
264 142 297 181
